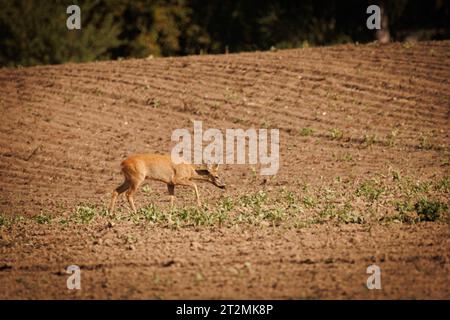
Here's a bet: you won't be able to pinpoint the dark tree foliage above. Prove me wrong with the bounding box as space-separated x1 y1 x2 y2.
0 0 121 66
0 0 448 67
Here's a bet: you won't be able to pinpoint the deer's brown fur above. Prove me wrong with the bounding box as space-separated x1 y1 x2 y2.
109 154 225 213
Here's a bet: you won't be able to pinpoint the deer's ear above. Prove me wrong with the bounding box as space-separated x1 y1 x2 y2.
207 163 219 171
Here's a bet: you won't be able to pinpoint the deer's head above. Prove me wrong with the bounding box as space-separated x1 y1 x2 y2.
195 164 226 189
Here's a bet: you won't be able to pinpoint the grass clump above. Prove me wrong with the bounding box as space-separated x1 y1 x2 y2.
135 201 233 228
418 135 433 150
72 204 104 224
261 207 286 223
234 191 292 226
302 196 316 209
336 203 364 224
389 198 448 223
137 203 165 223
0 215 26 228
315 202 363 225
239 190 268 208
435 176 450 192
362 134 376 148
386 200 416 223
299 127 314 136
414 198 447 222
281 189 298 209
385 129 398 147
411 181 432 194
329 128 344 140
0 214 10 228
34 213 52 224
355 179 384 202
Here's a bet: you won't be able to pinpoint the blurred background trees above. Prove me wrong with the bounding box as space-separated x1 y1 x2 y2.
0 0 120 66
1 0 449 67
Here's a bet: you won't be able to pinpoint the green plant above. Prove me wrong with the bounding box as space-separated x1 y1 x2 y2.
214 198 232 226
336 203 363 224
0 214 9 227
142 184 151 194
419 135 432 150
63 94 75 104
72 205 99 223
414 199 447 222
34 213 52 224
382 212 414 224
299 127 314 136
362 134 376 147
138 203 163 223
282 189 298 208
435 176 450 192
224 89 239 102
388 198 448 224
402 41 415 49
93 88 102 96
261 207 286 223
441 156 450 167
394 200 414 215
411 181 432 194
355 180 384 202
239 191 268 208
194 272 204 284
210 102 220 110
302 196 316 208
391 170 401 181
261 120 271 129
182 206 211 226
318 203 336 221
386 129 398 147
249 166 257 179
147 98 160 108
217 197 234 213
336 152 353 162
330 128 343 140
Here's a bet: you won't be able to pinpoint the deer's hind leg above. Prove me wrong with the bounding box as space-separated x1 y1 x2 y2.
167 184 175 207
109 180 131 214
126 174 145 214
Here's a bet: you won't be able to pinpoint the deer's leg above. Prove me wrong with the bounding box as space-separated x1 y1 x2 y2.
109 180 131 214
192 183 201 206
167 184 175 207
126 184 138 214
172 179 201 206
126 175 144 214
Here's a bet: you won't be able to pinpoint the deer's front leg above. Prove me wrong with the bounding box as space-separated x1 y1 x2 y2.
172 179 201 206
167 184 175 207
192 183 201 206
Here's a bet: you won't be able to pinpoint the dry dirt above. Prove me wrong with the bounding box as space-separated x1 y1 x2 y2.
0 41 449 299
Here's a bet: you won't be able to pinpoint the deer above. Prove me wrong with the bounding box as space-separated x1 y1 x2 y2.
108 154 226 214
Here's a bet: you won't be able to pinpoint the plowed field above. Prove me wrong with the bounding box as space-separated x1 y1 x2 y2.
0 41 449 299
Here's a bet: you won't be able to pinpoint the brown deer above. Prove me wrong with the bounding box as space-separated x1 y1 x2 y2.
109 154 225 214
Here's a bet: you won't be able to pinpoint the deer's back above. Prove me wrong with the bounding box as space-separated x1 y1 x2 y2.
121 154 193 183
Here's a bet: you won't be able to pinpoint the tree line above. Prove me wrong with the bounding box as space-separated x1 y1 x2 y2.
0 0 448 67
